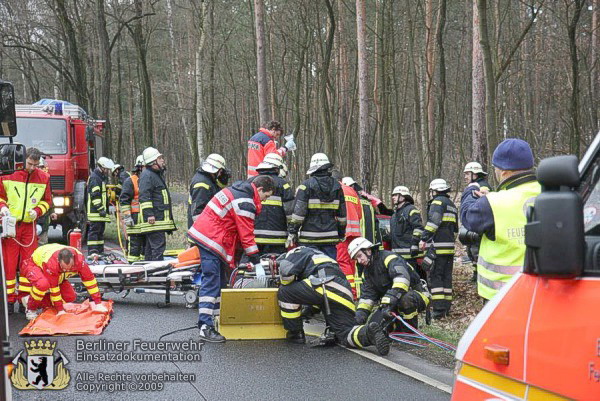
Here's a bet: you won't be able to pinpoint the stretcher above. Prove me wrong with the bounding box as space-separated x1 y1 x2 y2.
71 247 202 308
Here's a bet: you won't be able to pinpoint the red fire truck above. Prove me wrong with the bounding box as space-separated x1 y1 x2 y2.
2 101 104 240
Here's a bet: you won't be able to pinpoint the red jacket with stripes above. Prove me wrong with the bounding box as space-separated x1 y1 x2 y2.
188 181 263 267
247 129 286 177
342 184 363 239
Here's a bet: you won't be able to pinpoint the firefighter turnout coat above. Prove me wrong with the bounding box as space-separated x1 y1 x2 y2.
188 180 263 266
86 168 110 223
138 167 176 234
288 172 347 245
250 172 294 246
357 250 430 319
187 169 220 228
390 202 424 259
421 194 458 254
119 174 141 233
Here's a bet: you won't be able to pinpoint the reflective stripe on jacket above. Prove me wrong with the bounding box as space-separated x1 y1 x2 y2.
86 168 110 222
477 177 541 300
138 168 176 233
188 180 262 267
247 129 286 177
252 173 294 244
0 168 51 222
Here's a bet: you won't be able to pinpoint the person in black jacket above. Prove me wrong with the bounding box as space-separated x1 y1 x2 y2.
350 237 430 331
139 147 176 261
389 185 425 279
251 153 294 255
111 164 131 197
461 162 492 282
287 153 346 260
276 246 390 355
187 153 228 229
86 157 114 256
419 179 458 319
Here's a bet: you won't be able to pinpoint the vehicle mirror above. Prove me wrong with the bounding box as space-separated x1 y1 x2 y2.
525 156 584 278
0 81 17 137
0 143 26 175
536 155 580 189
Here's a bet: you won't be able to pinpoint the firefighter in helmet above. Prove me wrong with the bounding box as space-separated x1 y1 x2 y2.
119 155 145 262
187 153 229 229
86 156 114 256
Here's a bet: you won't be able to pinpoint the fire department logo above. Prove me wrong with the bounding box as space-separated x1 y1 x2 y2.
10 340 70 390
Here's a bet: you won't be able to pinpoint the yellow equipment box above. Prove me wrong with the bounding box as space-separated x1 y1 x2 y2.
215 288 287 340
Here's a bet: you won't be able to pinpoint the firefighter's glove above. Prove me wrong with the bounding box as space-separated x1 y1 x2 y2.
123 216 134 227
90 301 108 314
381 293 400 310
284 138 297 152
28 209 37 220
0 207 10 217
99 209 107 218
285 233 298 249
410 245 419 258
355 309 369 325
380 306 394 322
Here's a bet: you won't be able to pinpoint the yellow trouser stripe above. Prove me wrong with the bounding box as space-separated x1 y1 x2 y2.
87 287 99 295
315 287 356 311
352 327 363 348
281 310 302 319
32 287 46 296
82 280 96 287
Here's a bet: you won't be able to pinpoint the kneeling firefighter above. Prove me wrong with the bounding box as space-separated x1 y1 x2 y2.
276 246 390 356
349 237 430 331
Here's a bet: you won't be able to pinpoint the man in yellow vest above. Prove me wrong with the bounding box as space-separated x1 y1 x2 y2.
461 139 541 300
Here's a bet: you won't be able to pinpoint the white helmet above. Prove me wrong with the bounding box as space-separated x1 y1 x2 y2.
279 162 288 178
464 161 486 175
306 153 332 175
342 177 357 187
392 185 411 197
97 157 115 170
39 157 46 167
348 237 375 259
142 147 162 165
111 163 122 174
429 178 450 192
201 153 226 174
256 153 283 171
135 155 144 168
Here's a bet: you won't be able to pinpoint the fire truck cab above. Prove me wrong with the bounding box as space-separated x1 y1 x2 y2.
452 133 600 400
3 101 104 240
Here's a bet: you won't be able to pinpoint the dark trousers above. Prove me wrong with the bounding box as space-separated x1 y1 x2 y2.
368 290 429 332
306 244 337 260
257 244 286 256
127 234 145 262
428 254 453 315
277 275 371 348
87 221 105 255
144 231 166 261
197 247 228 327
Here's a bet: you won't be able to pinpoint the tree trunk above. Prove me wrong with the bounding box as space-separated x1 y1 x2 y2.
254 0 269 123
95 0 112 156
321 0 335 158
356 0 371 190
195 0 208 161
592 0 599 133
434 0 447 178
472 0 487 163
477 0 498 157
568 0 585 156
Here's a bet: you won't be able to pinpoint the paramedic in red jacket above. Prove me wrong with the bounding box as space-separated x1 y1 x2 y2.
0 147 51 312
188 175 275 342
18 244 107 320
246 121 295 178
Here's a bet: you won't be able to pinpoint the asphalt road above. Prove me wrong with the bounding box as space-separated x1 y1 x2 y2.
6 229 450 401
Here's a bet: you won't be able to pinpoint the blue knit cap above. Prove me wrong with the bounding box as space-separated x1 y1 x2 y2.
492 138 534 170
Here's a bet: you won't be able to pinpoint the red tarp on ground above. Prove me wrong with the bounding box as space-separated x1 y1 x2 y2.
19 300 113 336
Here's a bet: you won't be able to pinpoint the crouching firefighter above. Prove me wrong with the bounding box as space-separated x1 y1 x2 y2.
18 244 107 320
276 246 390 356
349 237 430 332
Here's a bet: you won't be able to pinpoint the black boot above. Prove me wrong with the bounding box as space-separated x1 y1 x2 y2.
7 302 14 315
367 322 390 356
198 324 226 343
286 330 306 344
